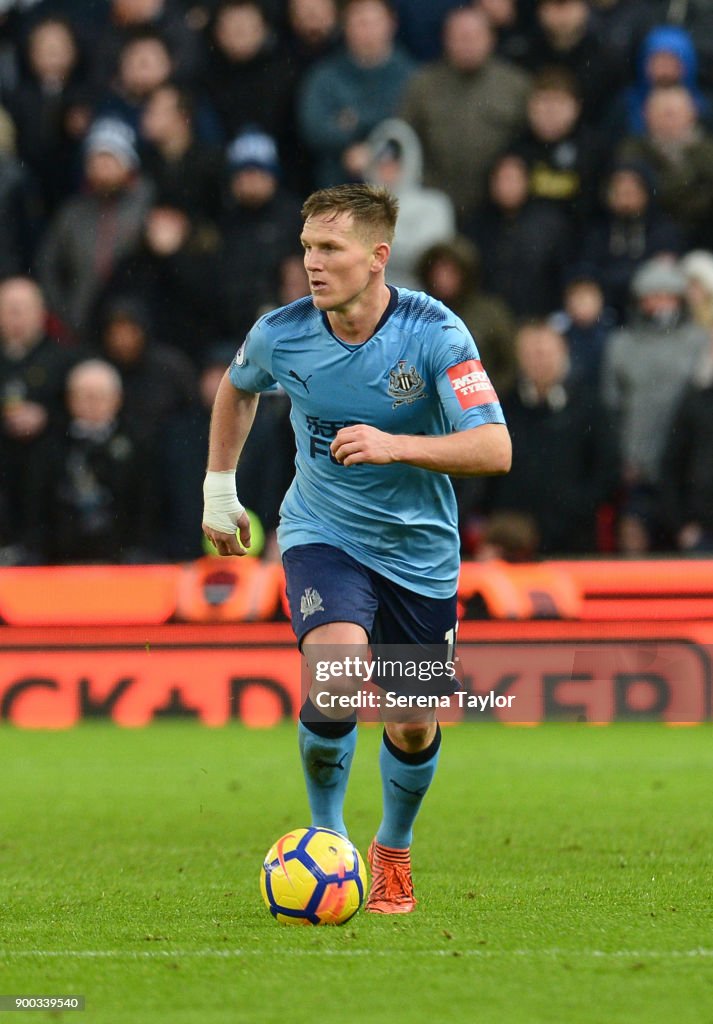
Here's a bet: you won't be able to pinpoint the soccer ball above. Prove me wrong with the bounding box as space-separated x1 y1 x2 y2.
260 827 367 925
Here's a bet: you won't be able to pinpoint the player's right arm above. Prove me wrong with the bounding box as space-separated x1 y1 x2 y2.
202 318 279 555
202 371 258 556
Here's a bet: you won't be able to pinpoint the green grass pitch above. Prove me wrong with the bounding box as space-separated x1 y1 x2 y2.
1 722 712 1024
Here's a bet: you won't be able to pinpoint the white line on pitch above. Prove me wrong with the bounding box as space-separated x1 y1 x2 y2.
1 949 712 960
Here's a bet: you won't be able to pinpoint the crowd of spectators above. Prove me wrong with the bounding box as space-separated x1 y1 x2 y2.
0 0 712 565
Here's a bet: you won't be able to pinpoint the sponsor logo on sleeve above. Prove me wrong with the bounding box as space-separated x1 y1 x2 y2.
235 337 248 366
447 359 498 409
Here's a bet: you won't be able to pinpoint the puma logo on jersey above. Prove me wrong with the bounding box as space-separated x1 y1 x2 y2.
288 369 313 393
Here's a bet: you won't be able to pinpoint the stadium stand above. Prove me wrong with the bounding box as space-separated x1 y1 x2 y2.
0 0 711 562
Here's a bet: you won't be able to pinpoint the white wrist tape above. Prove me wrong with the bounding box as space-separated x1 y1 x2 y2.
202 471 245 534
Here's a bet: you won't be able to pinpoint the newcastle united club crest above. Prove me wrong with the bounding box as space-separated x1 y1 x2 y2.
388 360 427 408
300 586 324 620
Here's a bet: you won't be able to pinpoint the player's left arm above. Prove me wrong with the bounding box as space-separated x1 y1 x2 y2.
330 421 511 475
331 320 511 476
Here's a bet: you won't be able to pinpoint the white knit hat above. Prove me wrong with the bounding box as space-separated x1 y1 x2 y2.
681 250 713 296
631 258 686 298
85 118 139 170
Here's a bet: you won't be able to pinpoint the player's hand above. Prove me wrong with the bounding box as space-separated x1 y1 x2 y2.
202 511 252 556
202 470 251 556
331 424 400 467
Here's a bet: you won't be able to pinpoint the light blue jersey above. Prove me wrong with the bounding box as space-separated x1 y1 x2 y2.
229 287 505 597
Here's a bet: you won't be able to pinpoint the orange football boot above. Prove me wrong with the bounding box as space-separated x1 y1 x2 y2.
365 839 417 914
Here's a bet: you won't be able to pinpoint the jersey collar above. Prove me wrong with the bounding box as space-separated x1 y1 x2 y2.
320 286 399 350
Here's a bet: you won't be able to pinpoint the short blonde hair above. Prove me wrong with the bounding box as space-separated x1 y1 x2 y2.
301 183 399 244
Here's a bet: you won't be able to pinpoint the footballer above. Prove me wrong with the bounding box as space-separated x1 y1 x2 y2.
202 184 511 913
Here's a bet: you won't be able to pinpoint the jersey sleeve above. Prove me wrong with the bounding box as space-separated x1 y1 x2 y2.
228 318 278 393
429 317 506 430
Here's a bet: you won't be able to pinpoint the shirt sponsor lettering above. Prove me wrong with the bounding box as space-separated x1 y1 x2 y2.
306 416 353 439
306 416 355 463
447 359 498 409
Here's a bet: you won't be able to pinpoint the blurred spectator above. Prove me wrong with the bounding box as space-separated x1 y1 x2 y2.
655 0 713 94
659 356 713 553
298 0 414 188
157 343 228 560
21 357 157 564
0 276 79 549
480 319 618 553
549 271 616 388
283 0 341 191
607 25 712 140
35 81 100 214
37 117 152 340
218 128 303 338
579 160 685 320
513 66 604 225
176 0 285 26
400 6 530 220
0 104 33 274
389 0 465 62
90 0 199 90
271 251 310 308
96 27 174 135
601 258 708 551
256 250 311 320
285 0 340 74
158 342 294 560
95 294 197 442
18 2 105 32
522 0 625 126
5 15 87 220
681 249 713 330
589 0 654 76
475 510 540 562
198 1 296 146
617 84 713 250
363 118 454 289
140 82 222 220
91 193 225 367
479 0 531 63
416 236 516 395
0 6 32 98
0 478 10 553
466 151 572 317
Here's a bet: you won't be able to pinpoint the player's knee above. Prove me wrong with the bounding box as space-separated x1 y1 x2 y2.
386 720 436 753
307 642 370 706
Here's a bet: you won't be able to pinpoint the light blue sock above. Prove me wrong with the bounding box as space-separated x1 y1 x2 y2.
298 718 357 837
376 726 441 849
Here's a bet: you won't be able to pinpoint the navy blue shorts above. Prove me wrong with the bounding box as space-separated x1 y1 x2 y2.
282 542 458 652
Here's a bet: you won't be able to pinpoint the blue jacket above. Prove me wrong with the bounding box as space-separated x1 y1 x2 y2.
625 26 711 135
298 47 415 188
